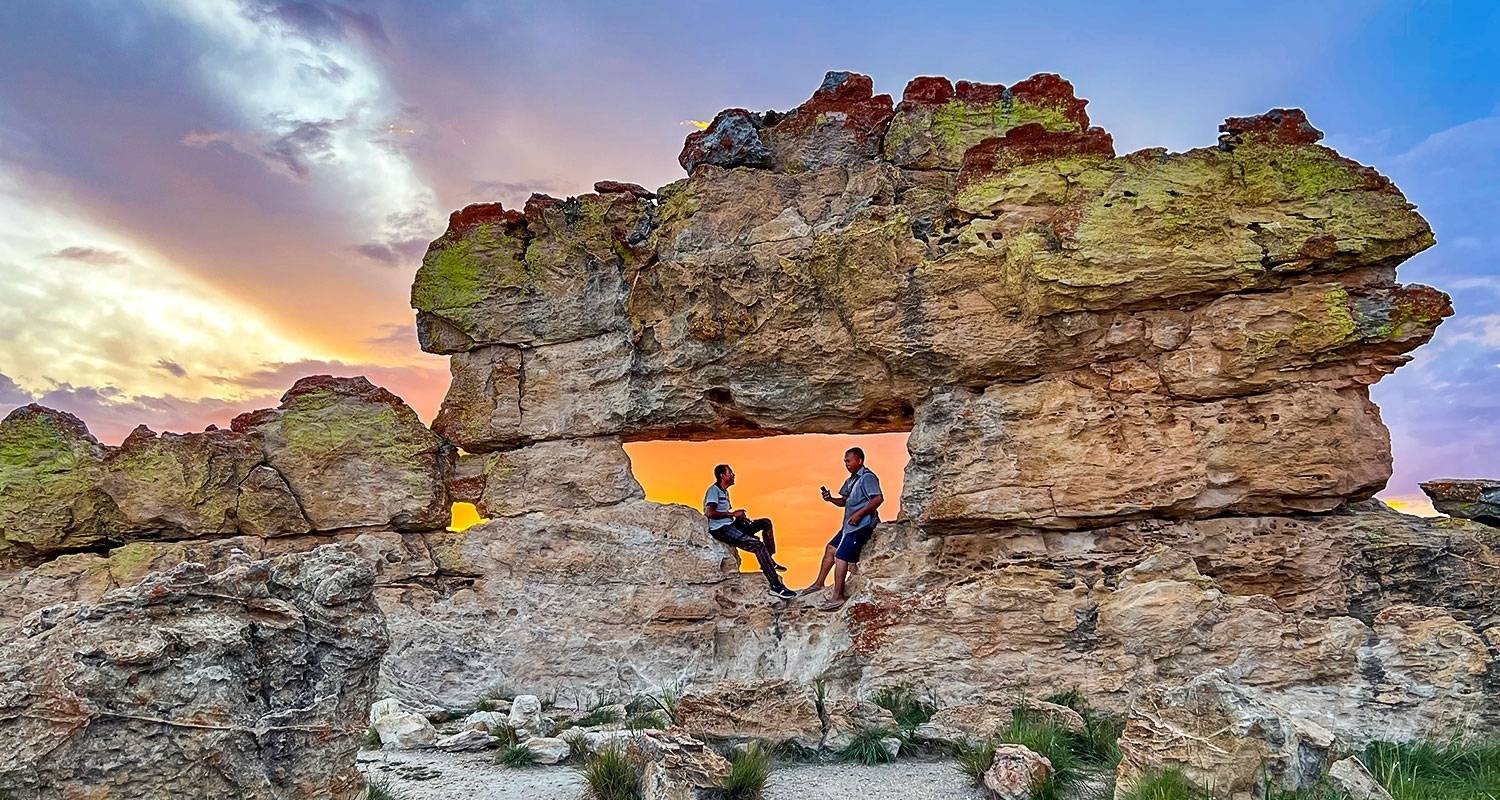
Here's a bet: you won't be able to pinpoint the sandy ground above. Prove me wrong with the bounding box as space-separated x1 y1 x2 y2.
358 749 981 800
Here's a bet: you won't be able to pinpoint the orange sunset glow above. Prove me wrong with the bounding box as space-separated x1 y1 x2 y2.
625 433 910 587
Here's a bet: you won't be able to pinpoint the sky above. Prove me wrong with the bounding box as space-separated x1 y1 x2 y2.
0 1 1497 529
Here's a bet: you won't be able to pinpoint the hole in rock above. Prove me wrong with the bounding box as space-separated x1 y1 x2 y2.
448 501 489 532
624 432 909 587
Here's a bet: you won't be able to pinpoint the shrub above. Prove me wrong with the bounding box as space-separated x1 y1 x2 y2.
579 746 642 800
1116 767 1204 800
995 709 1078 800
871 684 938 732
365 777 403 800
836 725 898 766
1363 738 1500 800
724 743 773 800
496 743 539 768
953 738 997 786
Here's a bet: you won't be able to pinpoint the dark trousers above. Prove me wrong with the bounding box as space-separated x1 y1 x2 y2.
710 517 782 588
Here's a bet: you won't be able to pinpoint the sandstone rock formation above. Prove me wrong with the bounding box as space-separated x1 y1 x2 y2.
1421 478 1500 525
0 69 1491 796
0 546 386 798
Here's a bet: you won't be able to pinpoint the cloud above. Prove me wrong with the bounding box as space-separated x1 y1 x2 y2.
182 118 341 181
45 246 133 266
154 359 188 378
247 0 389 46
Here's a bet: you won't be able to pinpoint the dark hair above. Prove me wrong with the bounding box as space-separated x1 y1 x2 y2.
845 447 865 460
713 464 731 480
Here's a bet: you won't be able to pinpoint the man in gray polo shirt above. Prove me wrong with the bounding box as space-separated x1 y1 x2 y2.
798 446 883 611
704 464 796 599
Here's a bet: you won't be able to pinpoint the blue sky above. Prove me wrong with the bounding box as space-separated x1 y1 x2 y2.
0 1 1495 505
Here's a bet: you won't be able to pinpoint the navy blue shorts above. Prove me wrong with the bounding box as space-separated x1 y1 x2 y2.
828 524 875 563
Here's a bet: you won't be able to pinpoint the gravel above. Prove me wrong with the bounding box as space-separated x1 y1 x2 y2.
357 749 979 800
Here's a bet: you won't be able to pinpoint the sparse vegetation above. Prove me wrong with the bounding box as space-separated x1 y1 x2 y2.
579 746 642 800
995 709 1078 800
954 738 998 786
1116 767 1203 800
1043 688 1126 768
1362 738 1500 800
490 722 518 748
626 711 667 731
836 725 899 766
573 705 624 729
872 683 938 733
723 743 773 800
363 726 381 749
365 776 404 800
496 743 539 768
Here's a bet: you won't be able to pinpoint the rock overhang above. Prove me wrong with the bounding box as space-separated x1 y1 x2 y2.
411 69 1448 530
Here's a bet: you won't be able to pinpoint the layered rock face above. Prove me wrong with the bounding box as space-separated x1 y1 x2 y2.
0 70 1493 796
0 547 387 798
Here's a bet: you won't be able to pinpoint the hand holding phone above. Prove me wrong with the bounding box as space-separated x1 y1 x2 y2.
820 485 832 501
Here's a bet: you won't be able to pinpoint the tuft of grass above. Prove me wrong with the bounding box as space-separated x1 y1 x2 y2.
953 738 997 786
363 726 382 749
627 711 667 731
365 777 404 800
724 743 773 800
573 705 624 729
836 725 899 766
1117 767 1205 800
476 698 499 712
1043 688 1086 712
1363 739 1500 800
1071 710 1126 768
579 746 642 800
566 732 589 761
872 684 938 732
496 743 539 768
995 709 1078 800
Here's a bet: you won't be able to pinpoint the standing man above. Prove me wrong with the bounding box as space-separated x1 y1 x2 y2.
799 447 883 611
704 464 797 600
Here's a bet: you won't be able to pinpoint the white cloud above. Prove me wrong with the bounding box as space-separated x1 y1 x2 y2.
163 0 440 250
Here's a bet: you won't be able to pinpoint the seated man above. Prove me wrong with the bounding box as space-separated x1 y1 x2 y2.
799 446 883 611
704 464 796 599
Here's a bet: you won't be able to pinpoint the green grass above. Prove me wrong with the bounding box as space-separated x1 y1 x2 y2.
579 746 642 800
626 711 667 731
363 726 382 749
365 776 404 800
953 738 997 786
1363 739 1500 800
573 705 624 729
1117 768 1205 800
1041 687 1125 768
994 709 1079 800
724 743 773 800
496 743 539 768
837 726 899 766
872 684 938 732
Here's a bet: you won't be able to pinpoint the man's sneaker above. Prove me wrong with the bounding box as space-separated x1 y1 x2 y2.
768 587 798 600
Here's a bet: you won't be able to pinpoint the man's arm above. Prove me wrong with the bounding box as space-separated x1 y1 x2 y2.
820 486 847 507
847 494 883 526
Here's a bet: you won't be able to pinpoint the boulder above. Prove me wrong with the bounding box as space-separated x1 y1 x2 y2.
627 729 731 800
436 729 493 752
231 375 452 531
983 744 1053 800
99 424 263 536
369 698 403 725
0 547 387 799
1420 479 1500 525
522 736 571 764
374 712 437 750
463 710 509 733
508 694 545 736
0 405 120 560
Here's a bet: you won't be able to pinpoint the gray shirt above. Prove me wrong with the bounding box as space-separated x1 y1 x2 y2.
839 466 883 534
703 483 733 531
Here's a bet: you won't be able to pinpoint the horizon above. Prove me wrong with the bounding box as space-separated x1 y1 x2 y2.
2 1 1498 517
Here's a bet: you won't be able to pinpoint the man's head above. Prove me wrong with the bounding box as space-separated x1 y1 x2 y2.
714 463 735 486
844 447 865 474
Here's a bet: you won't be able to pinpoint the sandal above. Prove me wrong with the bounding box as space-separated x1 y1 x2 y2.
817 597 847 612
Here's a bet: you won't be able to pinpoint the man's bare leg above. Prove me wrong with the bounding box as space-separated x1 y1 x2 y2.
830 558 850 603
799 545 837 595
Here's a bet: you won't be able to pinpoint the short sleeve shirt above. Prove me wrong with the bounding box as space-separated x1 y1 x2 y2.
703 484 733 531
839 467 883 534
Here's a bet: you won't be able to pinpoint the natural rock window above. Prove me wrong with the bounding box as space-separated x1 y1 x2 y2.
625 432 908 584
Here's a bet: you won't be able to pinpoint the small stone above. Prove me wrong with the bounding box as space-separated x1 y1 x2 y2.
436 728 493 752
1327 757 1394 800
523 736 572 765
878 737 902 759
983 744 1052 800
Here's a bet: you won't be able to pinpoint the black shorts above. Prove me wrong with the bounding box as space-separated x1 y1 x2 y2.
828 523 875 563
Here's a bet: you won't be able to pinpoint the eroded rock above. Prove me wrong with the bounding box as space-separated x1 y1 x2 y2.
1421 478 1500 526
